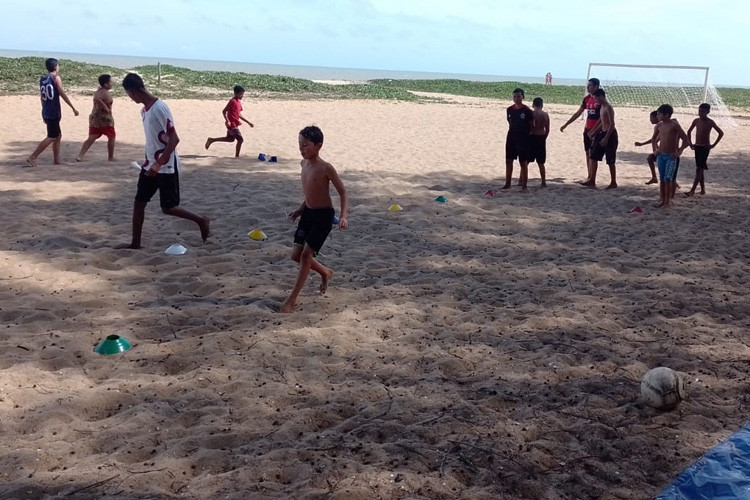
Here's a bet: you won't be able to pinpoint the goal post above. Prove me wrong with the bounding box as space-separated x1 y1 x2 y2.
586 62 735 126
588 62 710 103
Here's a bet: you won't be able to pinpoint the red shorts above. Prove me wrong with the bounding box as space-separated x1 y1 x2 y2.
89 126 116 138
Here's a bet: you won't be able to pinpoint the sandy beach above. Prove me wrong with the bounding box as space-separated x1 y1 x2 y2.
1 92 750 499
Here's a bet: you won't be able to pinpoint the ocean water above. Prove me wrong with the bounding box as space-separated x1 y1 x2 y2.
0 48 585 86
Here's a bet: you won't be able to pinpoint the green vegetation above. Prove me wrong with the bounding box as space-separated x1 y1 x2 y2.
2 57 749 108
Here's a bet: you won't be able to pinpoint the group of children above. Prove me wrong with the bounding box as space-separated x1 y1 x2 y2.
507 77 725 207
26 59 348 314
24 59 728 312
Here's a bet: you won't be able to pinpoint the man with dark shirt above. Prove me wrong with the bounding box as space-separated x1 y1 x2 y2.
503 88 534 191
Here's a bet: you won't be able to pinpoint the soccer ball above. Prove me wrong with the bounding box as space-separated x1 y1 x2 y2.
641 367 685 410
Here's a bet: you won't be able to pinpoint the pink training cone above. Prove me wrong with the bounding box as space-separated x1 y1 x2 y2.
484 189 495 196
630 206 643 213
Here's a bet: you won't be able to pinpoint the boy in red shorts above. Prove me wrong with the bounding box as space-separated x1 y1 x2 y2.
205 85 254 157
76 74 116 162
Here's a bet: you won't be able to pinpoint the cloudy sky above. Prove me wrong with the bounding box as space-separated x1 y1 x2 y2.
1 0 746 85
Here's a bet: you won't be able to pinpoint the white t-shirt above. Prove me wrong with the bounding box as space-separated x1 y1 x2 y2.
141 99 178 174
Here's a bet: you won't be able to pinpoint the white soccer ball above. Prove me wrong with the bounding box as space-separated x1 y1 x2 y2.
641 367 685 410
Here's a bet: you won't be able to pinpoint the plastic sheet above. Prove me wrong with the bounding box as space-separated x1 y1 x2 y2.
657 422 750 499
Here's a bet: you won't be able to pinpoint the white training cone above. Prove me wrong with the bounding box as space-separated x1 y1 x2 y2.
130 161 142 170
165 244 187 255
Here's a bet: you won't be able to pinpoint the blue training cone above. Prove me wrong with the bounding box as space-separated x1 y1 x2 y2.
258 153 267 161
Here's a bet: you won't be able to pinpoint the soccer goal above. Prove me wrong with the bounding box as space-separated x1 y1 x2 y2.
587 62 735 126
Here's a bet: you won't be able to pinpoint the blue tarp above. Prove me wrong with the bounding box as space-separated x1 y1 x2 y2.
658 422 750 499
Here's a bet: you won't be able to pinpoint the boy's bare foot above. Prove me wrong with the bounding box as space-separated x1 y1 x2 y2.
280 300 295 313
646 178 658 184
320 269 334 295
540 182 547 188
115 242 141 249
75 156 84 162
25 157 38 168
605 183 617 189
654 201 665 208
199 217 211 243
578 180 591 186
683 192 694 198
699 191 706 195
500 184 511 190
520 186 528 192
204 139 211 150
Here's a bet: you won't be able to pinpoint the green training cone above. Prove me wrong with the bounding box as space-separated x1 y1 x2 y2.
434 196 447 203
95 335 132 355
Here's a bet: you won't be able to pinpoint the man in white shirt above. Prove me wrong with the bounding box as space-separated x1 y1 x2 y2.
121 73 210 249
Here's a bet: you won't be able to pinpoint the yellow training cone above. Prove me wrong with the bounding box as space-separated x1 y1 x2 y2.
389 204 403 211
248 229 268 241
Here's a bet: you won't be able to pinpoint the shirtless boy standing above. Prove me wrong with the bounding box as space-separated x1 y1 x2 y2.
651 104 689 207
587 89 618 189
685 103 724 196
529 97 549 187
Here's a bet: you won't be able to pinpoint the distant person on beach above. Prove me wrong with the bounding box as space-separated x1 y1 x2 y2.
586 89 618 189
559 78 601 185
634 110 660 185
26 58 79 167
503 88 534 191
282 125 348 314
120 73 210 249
205 85 254 157
685 103 724 197
651 104 689 208
545 72 552 85
530 97 549 187
76 74 116 162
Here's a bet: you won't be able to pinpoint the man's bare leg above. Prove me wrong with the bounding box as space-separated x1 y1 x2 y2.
605 163 617 189
501 159 513 189
162 206 211 243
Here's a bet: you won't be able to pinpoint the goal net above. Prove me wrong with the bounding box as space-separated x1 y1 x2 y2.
587 62 736 127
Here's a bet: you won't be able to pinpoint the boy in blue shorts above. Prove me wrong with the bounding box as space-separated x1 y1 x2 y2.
651 104 689 208
282 126 348 313
120 73 210 249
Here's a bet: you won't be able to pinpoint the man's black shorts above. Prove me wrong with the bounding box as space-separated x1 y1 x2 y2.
293 206 335 253
505 133 531 162
135 170 180 209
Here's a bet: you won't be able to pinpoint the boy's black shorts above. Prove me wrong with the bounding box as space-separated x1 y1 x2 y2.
505 133 531 162
695 145 710 169
590 129 618 164
293 206 335 253
135 170 180 209
45 119 61 139
528 135 546 164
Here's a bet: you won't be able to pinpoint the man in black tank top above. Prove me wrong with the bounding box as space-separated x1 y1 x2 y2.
502 88 534 191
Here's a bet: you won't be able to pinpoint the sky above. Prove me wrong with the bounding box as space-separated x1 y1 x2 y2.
1 0 748 85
